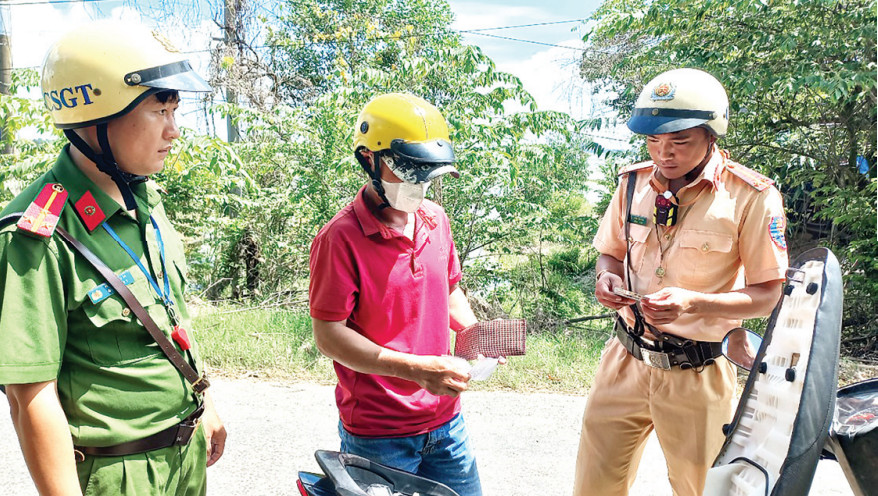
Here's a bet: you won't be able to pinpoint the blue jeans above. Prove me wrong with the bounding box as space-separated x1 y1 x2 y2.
338 414 483 496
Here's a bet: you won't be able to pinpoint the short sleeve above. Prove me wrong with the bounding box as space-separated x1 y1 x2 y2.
0 232 68 385
309 228 359 322
738 187 789 285
592 176 629 261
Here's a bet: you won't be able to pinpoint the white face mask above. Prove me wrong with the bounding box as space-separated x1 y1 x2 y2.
380 179 431 213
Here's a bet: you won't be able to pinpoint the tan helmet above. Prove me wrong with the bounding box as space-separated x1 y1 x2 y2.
627 68 729 137
41 20 211 129
353 93 458 184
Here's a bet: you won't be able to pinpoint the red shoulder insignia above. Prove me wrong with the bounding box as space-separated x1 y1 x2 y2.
618 161 654 176
74 191 106 232
724 160 774 191
16 183 68 238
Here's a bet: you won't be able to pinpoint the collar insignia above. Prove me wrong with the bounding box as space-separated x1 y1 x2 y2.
74 191 106 232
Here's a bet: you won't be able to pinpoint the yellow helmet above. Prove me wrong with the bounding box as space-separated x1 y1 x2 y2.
353 93 458 183
627 68 729 137
41 20 211 129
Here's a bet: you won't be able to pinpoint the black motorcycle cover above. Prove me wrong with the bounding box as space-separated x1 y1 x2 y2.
825 378 878 496
704 247 843 496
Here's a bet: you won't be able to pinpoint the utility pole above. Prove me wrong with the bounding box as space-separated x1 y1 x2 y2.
223 0 242 143
0 1 13 154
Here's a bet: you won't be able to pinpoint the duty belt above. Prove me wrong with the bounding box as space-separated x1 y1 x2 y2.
615 320 723 370
74 404 204 461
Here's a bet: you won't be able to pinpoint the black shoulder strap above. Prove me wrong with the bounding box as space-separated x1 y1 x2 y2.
0 213 21 229
619 186 694 348
0 213 208 394
621 171 651 337
624 171 637 294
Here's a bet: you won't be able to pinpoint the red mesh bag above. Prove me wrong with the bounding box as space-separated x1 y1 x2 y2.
453 319 526 360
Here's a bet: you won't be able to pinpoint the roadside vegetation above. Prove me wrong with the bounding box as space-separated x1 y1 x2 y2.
193 305 612 394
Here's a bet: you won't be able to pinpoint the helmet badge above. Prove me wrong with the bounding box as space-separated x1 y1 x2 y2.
650 82 676 101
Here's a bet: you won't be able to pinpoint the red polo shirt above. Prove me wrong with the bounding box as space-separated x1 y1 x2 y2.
309 185 463 437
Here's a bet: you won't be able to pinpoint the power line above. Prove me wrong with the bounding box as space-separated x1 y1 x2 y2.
0 0 118 6
465 32 584 52
459 19 586 33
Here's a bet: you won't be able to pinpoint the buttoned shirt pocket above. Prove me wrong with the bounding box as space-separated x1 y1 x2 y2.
82 273 165 366
617 224 651 272
676 230 736 289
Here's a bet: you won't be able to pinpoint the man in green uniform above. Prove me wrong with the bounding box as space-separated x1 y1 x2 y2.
0 20 225 495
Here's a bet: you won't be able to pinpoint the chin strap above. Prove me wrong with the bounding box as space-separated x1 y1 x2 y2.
356 150 391 210
64 126 146 211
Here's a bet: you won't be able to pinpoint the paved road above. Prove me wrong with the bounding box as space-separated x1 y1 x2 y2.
1 378 854 495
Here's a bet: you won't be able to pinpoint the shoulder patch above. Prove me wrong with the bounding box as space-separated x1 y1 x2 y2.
725 160 774 191
618 161 655 176
769 215 787 250
16 183 68 238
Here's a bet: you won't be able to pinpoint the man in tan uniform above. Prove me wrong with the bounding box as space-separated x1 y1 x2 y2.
573 68 789 496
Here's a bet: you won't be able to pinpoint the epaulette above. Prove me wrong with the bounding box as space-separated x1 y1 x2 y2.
618 161 654 176
16 183 68 238
724 160 774 191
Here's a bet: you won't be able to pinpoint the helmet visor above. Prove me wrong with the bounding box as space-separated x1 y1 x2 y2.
124 60 212 93
627 108 716 135
387 139 459 184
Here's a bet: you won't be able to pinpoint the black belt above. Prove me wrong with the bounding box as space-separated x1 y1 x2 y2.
615 320 723 370
74 405 204 460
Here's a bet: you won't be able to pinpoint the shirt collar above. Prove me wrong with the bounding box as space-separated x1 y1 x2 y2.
351 184 438 239
52 145 124 220
648 146 725 195
353 185 393 238
52 145 162 220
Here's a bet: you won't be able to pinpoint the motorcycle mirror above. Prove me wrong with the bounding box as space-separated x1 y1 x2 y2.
721 327 762 371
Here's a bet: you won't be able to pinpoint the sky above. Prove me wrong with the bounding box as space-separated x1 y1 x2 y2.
448 0 601 119
1 0 627 147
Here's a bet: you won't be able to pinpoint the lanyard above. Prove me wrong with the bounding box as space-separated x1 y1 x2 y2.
101 217 179 324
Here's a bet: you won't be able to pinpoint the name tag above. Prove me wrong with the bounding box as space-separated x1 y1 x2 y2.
88 270 135 304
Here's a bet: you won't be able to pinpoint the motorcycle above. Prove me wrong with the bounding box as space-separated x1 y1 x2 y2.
707 247 878 496
297 450 460 496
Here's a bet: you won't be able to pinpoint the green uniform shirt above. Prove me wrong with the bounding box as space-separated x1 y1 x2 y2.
0 146 203 447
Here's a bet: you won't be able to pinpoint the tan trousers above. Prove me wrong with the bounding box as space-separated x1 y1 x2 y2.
573 338 736 496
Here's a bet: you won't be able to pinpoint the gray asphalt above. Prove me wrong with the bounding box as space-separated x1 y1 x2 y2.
1 378 854 495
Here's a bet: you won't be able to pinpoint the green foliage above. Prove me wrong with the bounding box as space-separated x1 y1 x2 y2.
182 0 610 325
0 69 65 206
265 0 456 105
580 0 878 354
2 1 612 331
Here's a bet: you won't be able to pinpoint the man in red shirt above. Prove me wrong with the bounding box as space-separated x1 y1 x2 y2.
309 93 483 496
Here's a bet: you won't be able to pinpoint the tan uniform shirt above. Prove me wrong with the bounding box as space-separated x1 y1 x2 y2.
594 148 789 340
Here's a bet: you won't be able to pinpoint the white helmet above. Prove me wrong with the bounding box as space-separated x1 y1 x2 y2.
627 68 729 137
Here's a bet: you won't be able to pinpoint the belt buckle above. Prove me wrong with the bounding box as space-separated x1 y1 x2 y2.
641 348 671 370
